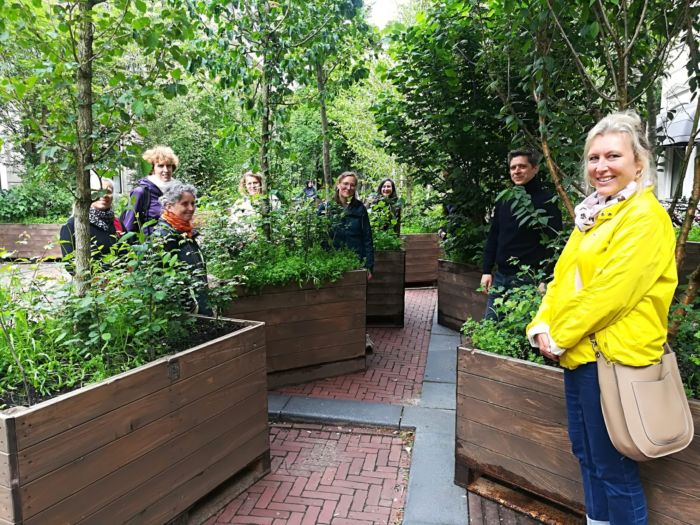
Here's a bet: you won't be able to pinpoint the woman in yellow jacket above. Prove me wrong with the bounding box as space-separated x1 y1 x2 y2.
527 111 677 525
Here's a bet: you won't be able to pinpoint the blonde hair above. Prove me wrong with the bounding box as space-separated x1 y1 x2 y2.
142 146 179 172
582 110 654 194
239 171 264 195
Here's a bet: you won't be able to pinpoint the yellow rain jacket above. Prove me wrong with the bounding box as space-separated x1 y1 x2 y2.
527 187 677 370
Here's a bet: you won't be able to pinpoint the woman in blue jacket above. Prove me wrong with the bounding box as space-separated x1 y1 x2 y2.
320 171 374 278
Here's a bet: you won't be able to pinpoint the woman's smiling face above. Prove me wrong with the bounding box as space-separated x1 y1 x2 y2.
587 132 641 197
381 180 394 196
337 175 357 200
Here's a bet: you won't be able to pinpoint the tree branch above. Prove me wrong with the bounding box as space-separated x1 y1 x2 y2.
545 0 616 103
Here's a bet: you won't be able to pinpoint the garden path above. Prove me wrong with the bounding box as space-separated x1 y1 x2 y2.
204 288 563 525
277 289 435 404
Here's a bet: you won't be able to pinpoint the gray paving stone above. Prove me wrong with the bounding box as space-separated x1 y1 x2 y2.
431 322 459 336
417 381 456 410
424 347 457 383
428 333 461 353
267 393 291 420
279 396 403 427
403 430 468 524
401 406 455 436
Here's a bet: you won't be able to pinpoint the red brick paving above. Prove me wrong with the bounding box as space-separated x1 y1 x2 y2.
277 289 436 405
209 423 412 525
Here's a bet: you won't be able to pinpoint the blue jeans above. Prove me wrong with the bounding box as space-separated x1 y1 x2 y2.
484 271 522 321
564 363 648 524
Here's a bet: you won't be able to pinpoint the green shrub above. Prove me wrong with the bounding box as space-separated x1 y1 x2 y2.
368 198 402 251
202 199 362 292
0 179 72 223
670 302 700 398
0 241 204 408
401 203 443 234
463 270 700 396
461 271 546 365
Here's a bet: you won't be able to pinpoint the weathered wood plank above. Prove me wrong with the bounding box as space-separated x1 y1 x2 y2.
265 313 365 344
267 356 367 389
645 480 700 525
22 385 265 518
457 418 580 481
455 443 585 513
268 334 365 371
75 421 269 525
9 323 262 451
402 234 442 283
640 455 700 500
458 347 564 398
224 285 366 316
131 449 270 525
457 372 568 425
266 325 365 358
648 509 692 525
24 393 268 524
455 347 700 525
0 224 62 259
18 349 265 486
456 395 571 451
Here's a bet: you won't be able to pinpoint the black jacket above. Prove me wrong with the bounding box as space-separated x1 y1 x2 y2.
153 219 211 315
482 177 562 276
59 216 122 274
319 199 374 272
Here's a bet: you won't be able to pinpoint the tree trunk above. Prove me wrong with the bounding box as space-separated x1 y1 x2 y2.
676 154 700 271
259 70 272 239
316 61 332 197
534 98 576 219
74 0 95 296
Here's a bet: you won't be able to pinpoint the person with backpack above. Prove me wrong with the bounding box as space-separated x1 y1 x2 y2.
121 145 179 235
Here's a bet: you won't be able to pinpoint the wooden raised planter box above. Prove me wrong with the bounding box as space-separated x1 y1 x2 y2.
401 233 443 285
0 224 62 259
223 269 367 388
367 250 405 327
456 346 700 524
437 260 487 331
0 317 270 525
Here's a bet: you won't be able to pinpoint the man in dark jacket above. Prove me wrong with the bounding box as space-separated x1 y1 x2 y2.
481 149 562 320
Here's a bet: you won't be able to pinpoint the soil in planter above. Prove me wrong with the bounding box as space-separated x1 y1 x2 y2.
1 317 245 410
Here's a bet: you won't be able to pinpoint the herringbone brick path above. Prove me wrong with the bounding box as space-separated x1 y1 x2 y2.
209 423 412 525
277 289 436 404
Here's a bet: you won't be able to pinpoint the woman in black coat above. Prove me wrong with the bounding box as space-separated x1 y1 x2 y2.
319 171 374 278
153 182 211 315
60 176 124 273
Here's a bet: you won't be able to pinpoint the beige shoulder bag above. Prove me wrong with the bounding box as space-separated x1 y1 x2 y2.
595 341 694 462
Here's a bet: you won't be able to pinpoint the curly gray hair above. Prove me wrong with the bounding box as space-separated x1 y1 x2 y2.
159 182 198 207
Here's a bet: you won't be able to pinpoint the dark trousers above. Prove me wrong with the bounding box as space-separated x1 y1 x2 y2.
483 271 522 321
564 363 648 524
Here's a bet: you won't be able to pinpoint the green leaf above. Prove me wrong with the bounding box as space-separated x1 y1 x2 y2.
132 17 151 30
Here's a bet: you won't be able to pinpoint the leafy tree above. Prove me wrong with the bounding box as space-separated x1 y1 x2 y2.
141 90 249 193
0 0 195 293
301 0 376 192
473 0 696 217
329 71 410 193
375 1 512 260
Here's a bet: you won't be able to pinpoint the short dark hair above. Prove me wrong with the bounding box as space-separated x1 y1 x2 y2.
507 148 539 167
